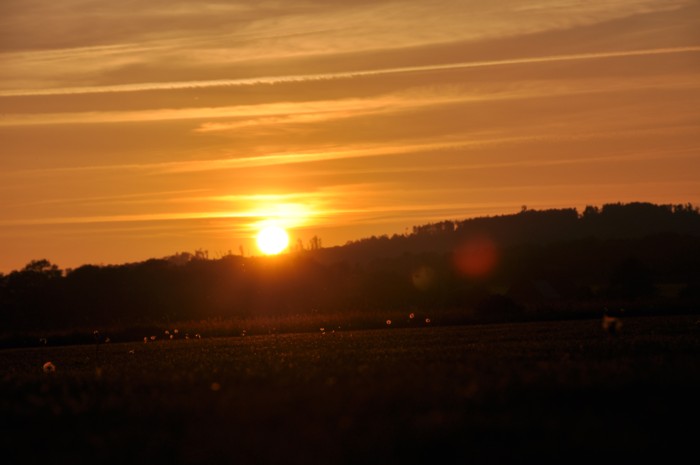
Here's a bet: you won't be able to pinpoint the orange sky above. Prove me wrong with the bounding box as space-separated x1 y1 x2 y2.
1 0 699 272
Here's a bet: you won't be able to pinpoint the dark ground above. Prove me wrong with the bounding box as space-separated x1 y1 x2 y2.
1 315 699 464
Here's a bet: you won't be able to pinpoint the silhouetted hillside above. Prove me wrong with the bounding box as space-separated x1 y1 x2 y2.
1 202 699 340
313 202 700 264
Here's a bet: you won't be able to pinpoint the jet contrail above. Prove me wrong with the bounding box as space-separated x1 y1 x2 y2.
2 46 699 97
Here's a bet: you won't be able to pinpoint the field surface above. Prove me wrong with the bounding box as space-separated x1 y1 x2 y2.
2 315 700 464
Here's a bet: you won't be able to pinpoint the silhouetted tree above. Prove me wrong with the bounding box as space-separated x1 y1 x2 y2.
309 236 322 250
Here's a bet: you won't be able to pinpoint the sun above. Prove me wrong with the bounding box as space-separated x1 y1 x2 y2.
256 224 290 255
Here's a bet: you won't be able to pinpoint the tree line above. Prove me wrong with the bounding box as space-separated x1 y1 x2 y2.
1 202 699 333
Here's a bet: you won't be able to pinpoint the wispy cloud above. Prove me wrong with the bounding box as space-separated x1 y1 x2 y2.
3 70 698 129
4 0 688 92
4 124 696 184
2 141 469 176
0 182 382 228
8 188 211 209
0 96 404 126
0 211 255 227
298 145 700 177
3 46 698 97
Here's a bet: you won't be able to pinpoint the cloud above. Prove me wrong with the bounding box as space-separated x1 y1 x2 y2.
3 66 698 131
3 45 699 97
4 124 696 181
0 181 382 228
9 188 211 209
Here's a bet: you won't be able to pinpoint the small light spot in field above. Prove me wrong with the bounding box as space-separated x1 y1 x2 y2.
128 350 135 355
386 320 392 326
39 338 47 345
195 333 202 339
169 335 174 340
174 329 179 334
602 315 622 336
150 335 157 341
320 327 325 332
105 337 111 343
409 313 415 319
211 382 221 392
164 330 170 335
425 318 431 324
143 337 148 343
42 361 56 373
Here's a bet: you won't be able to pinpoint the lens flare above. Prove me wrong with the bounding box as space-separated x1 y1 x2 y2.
454 235 498 278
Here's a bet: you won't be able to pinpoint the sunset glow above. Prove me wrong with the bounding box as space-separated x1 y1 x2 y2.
1 0 699 271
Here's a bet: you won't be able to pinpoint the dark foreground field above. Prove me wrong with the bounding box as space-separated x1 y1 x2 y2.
2 316 700 464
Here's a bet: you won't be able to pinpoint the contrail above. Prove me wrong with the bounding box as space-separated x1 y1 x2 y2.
2 46 699 97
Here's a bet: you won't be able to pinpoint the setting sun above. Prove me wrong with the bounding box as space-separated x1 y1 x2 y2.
256 225 290 255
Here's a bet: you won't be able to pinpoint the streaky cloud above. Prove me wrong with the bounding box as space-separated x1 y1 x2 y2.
3 125 697 178
3 73 698 128
3 46 699 97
